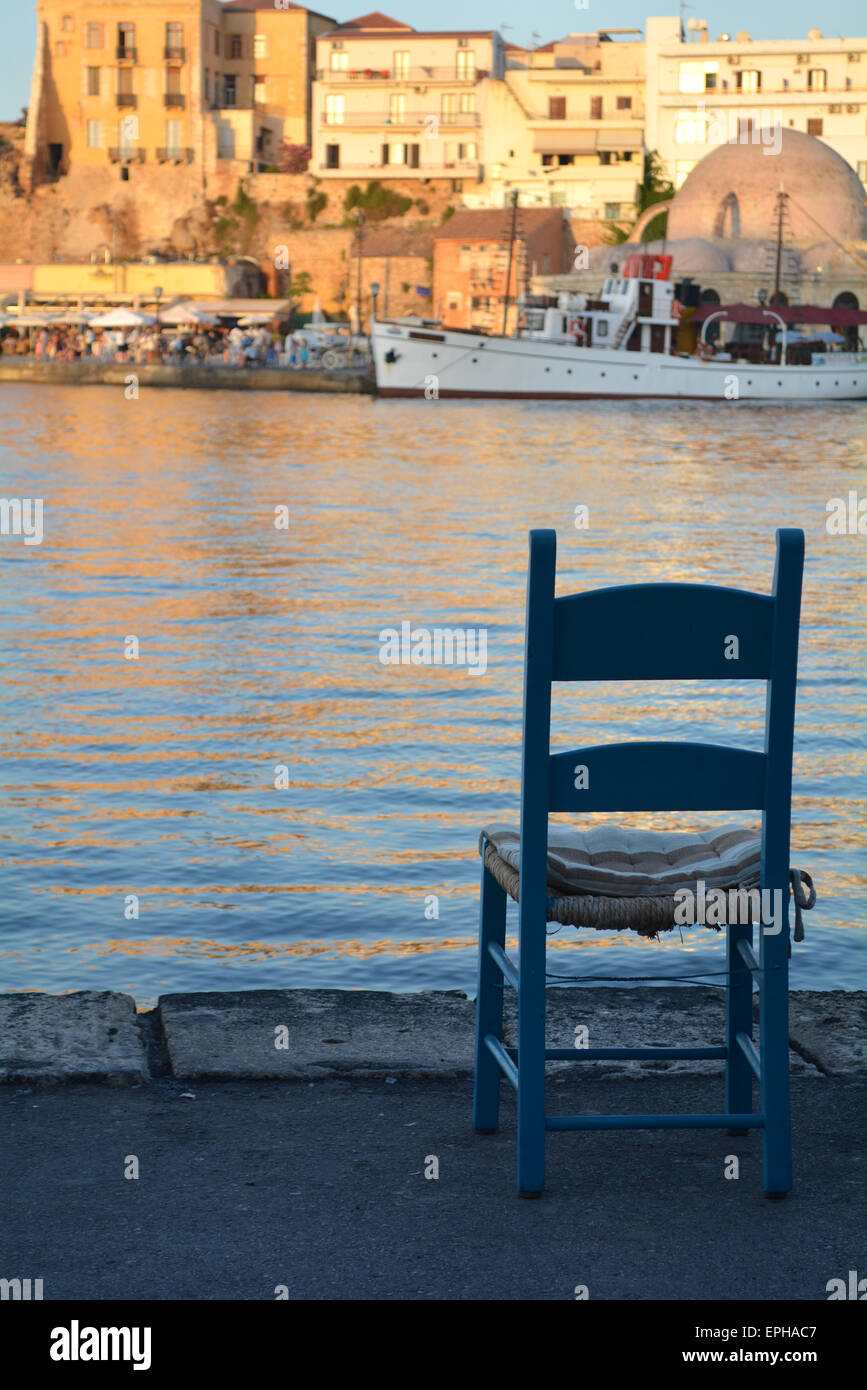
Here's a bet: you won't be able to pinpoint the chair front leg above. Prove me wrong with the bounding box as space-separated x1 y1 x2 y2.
473 853 507 1133
516 900 547 1197
726 920 754 1133
760 908 793 1198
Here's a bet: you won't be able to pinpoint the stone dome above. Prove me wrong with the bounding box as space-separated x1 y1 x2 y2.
667 128 867 248
729 240 801 274
801 241 848 274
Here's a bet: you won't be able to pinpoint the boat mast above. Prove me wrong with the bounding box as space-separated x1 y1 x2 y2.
501 190 519 336
772 188 786 302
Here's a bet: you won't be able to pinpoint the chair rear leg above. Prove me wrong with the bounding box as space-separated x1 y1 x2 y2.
516 909 546 1197
760 918 792 1198
726 922 754 1135
473 857 507 1133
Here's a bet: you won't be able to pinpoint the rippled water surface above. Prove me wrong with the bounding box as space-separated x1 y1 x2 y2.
1 384 864 1004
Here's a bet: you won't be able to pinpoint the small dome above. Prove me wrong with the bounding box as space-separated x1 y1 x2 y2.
643 237 731 272
667 128 867 247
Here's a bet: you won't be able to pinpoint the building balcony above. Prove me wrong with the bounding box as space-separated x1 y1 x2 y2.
316 66 488 83
115 93 138 108
156 147 194 163
108 147 146 164
164 46 186 62
320 111 480 128
116 46 137 63
316 159 479 174
163 93 186 108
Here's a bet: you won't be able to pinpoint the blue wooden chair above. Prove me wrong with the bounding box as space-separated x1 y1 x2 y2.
473 527 806 1198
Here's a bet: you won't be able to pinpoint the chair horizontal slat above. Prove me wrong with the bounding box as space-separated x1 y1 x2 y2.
549 741 766 811
553 584 774 681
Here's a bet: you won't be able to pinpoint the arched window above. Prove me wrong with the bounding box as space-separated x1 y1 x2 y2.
699 288 720 304
713 192 740 239
699 288 721 341
833 291 859 310
769 291 788 306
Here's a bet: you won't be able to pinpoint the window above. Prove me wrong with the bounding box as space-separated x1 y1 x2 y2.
230 35 242 60
737 70 761 93
86 119 101 148
325 94 344 125
679 60 718 93
808 68 827 90
807 117 823 135
166 119 182 156
389 93 405 122
408 143 419 168
118 66 133 96
330 51 348 70
166 23 183 54
675 112 708 143
541 153 554 166
167 67 181 94
118 119 135 153
590 96 602 119
86 22 102 49
557 153 574 166
858 160 867 183
87 67 100 96
214 30 220 55
62 14 74 31
394 50 410 78
224 74 237 107
548 96 566 119
598 150 611 164
218 126 235 156
254 34 266 59
604 202 621 219
118 23 135 55
456 50 476 79
254 78 266 104
441 93 457 124
326 143 340 168
458 141 477 159
616 95 632 110
55 41 66 57
387 142 405 164
205 71 210 101
459 92 475 113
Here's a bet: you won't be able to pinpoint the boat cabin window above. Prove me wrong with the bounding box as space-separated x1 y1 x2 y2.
523 310 544 330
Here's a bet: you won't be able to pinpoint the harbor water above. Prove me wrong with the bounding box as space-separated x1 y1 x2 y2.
0 383 864 1004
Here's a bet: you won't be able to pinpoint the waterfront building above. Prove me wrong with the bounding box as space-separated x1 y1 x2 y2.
645 16 867 190
465 30 645 226
310 12 504 188
24 0 335 186
432 207 571 332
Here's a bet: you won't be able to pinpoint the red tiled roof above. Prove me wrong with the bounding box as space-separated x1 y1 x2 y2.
338 11 413 28
435 208 564 241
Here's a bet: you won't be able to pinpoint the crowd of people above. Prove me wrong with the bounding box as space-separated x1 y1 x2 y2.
0 323 320 368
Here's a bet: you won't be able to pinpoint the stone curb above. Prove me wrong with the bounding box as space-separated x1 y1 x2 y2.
0 987 863 1086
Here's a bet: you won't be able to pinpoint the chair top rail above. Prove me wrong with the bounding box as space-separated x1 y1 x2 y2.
548 740 766 812
552 582 774 681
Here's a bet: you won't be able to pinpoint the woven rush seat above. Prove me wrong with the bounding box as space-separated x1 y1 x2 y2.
479 823 762 936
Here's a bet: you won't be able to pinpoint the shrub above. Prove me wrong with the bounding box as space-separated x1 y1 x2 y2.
277 142 312 175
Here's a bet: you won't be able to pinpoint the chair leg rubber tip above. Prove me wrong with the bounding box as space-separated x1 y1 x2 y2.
764 1191 789 1201
518 1189 543 1200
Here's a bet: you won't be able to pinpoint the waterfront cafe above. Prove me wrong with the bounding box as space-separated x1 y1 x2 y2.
693 302 867 362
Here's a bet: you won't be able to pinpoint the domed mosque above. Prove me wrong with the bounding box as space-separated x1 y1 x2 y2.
588 128 867 312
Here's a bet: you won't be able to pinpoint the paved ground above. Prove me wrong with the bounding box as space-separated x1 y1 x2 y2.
2 1073 863 1301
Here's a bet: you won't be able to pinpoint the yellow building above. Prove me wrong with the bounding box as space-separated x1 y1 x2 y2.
24 0 335 185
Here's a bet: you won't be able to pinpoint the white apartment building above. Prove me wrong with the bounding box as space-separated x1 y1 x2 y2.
468 31 645 220
311 12 504 185
646 16 867 189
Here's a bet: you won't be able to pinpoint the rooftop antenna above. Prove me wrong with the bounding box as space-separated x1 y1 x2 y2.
680 0 694 40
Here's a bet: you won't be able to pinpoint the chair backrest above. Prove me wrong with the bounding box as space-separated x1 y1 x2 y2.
518 528 804 920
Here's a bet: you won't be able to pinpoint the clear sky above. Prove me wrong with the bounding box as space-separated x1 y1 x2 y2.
2 0 864 121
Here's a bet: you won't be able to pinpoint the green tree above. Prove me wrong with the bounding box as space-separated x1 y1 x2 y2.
602 150 674 246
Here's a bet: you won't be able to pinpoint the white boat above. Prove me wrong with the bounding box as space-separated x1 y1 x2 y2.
371 252 867 402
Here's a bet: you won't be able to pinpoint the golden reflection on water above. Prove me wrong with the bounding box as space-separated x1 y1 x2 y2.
1 386 864 998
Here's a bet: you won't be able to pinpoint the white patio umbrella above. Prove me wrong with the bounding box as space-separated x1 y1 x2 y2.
90 307 156 328
49 309 96 325
159 302 218 326
7 313 53 327
237 312 278 327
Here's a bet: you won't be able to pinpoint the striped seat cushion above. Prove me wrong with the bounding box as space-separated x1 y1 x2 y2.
480 823 761 898
479 823 763 935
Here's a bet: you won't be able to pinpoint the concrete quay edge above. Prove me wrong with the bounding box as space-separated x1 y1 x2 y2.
0 986 863 1087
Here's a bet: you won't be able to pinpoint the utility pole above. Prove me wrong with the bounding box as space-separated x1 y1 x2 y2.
355 210 364 332
501 190 519 337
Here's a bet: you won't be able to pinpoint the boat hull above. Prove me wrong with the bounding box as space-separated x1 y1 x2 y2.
372 322 867 401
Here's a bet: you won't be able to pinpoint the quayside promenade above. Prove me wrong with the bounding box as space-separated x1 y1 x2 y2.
0 986 863 1300
0 359 374 393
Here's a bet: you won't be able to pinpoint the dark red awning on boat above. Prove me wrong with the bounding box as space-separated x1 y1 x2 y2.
692 302 867 326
